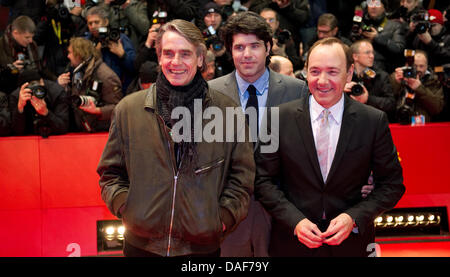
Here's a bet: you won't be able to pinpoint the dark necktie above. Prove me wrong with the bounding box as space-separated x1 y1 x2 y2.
245 84 259 138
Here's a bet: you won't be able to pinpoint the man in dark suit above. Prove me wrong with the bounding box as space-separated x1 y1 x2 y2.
254 37 405 257
208 11 309 257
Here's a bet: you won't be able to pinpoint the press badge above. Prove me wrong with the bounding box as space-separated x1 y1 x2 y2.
411 114 425 126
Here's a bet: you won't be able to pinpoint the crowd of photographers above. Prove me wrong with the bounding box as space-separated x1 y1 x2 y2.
0 0 449 137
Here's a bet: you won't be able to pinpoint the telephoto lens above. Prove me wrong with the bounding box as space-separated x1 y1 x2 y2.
71 95 97 107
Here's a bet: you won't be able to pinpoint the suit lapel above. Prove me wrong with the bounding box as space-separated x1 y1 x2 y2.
326 95 357 184
295 95 324 184
224 71 241 105
266 70 284 107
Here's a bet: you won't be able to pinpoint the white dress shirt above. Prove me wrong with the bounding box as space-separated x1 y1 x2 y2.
309 94 345 182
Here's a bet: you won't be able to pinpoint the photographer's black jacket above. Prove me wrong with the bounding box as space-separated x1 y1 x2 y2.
9 79 70 136
352 69 396 116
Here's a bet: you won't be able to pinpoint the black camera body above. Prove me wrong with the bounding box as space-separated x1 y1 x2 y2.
275 29 292 46
152 10 168 25
203 26 224 51
350 68 376 96
403 66 417 79
411 11 431 34
97 26 121 47
28 81 47 100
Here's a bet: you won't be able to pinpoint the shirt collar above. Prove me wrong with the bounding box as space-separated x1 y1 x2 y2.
309 93 345 124
235 68 269 96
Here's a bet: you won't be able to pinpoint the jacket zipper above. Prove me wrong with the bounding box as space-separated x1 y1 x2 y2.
156 114 181 257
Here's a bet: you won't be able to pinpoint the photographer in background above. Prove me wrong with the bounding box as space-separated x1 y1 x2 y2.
354 0 406 73
0 16 54 94
345 39 395 116
57 37 122 132
259 7 303 71
201 2 233 78
84 5 136 94
405 9 450 68
389 0 422 23
33 0 87 77
83 0 150 50
390 50 444 124
9 70 69 137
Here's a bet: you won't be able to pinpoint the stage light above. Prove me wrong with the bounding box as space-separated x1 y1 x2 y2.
374 207 448 237
105 226 115 235
118 226 125 235
97 220 125 253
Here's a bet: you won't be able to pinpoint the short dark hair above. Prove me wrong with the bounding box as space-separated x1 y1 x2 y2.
220 11 273 66
307 37 353 71
317 13 338 30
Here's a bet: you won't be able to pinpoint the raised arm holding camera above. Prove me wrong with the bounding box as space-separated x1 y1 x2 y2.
84 6 136 94
9 70 69 137
345 39 395 115
405 9 450 68
58 37 122 132
390 49 444 124
0 16 55 94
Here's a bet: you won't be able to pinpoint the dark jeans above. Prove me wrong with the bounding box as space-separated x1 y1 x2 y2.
123 240 221 257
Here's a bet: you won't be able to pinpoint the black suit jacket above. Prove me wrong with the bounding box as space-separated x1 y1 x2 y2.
255 93 405 256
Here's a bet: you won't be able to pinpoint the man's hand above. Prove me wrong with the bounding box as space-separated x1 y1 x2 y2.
418 31 432 44
294 218 324 248
108 39 125 58
12 59 24 71
404 75 422 91
344 82 369 104
322 213 354 246
145 23 161 49
30 96 49 116
57 72 71 88
362 27 378 41
394 67 404 84
18 82 31 113
78 98 101 115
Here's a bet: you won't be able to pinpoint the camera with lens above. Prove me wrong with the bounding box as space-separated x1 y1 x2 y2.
274 29 291 46
350 83 364 96
28 81 47 99
152 10 168 25
71 80 102 107
350 68 376 96
97 26 121 47
402 49 417 79
203 26 224 51
411 11 430 34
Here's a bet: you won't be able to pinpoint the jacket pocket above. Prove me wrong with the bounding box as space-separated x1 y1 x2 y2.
194 157 225 175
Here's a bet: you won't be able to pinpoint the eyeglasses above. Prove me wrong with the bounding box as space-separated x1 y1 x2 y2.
367 0 382 8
